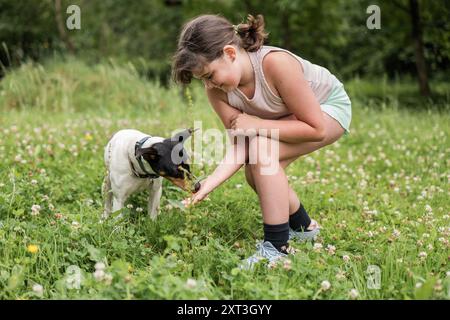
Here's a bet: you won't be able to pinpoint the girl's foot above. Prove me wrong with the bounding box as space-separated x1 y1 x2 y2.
239 241 287 270
288 219 320 242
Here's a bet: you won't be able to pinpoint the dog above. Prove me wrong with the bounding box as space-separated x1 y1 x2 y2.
102 128 198 220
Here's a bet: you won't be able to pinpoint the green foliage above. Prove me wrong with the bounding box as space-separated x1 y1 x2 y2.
1 0 449 83
0 60 449 299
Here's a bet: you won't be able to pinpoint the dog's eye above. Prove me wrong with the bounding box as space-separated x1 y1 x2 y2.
179 150 183 157
179 136 183 142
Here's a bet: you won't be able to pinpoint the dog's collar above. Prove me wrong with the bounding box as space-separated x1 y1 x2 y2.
132 136 160 179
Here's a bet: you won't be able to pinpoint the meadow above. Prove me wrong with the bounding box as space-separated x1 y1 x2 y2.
0 58 449 299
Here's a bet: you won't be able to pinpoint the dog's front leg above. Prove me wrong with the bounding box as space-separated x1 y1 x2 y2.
147 178 163 220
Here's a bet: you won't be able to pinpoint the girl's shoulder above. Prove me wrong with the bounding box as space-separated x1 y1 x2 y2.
261 49 304 95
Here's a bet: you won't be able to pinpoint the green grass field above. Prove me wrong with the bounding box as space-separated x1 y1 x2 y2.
0 59 449 299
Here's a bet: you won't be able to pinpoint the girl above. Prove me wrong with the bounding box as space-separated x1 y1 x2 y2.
172 14 351 269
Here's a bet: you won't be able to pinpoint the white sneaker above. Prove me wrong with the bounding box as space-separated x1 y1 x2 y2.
239 241 287 270
289 219 320 242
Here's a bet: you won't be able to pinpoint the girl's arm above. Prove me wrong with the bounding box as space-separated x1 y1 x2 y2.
190 87 248 204
191 139 248 204
231 52 326 144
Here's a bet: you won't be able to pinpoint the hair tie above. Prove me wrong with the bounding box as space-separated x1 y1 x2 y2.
232 24 239 35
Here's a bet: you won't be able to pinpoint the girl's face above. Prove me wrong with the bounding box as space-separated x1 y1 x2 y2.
193 46 242 92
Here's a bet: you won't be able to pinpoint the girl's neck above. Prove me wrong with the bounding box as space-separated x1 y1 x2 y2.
238 49 254 88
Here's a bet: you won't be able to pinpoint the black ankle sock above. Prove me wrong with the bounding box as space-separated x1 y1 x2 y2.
263 222 289 253
289 203 311 232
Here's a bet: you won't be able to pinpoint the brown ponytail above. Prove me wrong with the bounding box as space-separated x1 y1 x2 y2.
172 14 268 84
235 14 268 52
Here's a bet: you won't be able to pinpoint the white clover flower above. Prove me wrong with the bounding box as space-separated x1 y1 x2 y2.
415 282 423 289
267 260 278 269
136 207 143 213
392 229 401 238
71 221 80 229
418 251 427 260
349 289 359 299
326 245 336 255
104 273 113 285
31 204 41 216
336 271 346 281
342 255 350 263
321 280 331 291
282 259 292 271
313 243 323 252
31 179 38 185
235 184 242 189
95 262 106 271
32 284 44 296
93 269 105 281
446 271 450 277
126 204 133 209
185 278 197 289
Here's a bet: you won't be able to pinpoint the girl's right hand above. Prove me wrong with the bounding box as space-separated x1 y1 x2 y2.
185 178 213 206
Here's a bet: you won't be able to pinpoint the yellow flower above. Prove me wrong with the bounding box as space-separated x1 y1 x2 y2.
84 133 93 141
27 244 39 254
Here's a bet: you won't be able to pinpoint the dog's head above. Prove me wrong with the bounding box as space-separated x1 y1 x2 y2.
137 129 199 192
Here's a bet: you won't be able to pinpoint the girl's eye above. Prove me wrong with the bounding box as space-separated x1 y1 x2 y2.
207 73 213 80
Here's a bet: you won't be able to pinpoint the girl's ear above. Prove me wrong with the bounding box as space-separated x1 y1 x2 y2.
223 45 237 61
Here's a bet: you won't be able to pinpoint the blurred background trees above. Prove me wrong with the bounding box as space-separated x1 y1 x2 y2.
0 0 449 95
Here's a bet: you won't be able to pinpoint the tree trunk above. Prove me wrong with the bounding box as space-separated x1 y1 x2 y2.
54 0 75 54
281 11 292 50
409 0 430 96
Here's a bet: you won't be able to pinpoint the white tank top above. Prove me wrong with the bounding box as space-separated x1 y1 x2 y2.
227 45 343 119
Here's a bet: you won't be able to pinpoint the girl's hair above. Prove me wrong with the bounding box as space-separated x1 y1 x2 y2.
172 14 268 84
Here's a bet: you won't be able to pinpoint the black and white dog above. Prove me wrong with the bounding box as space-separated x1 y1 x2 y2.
102 128 198 220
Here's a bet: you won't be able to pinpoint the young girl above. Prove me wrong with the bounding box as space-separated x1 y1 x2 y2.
172 14 351 268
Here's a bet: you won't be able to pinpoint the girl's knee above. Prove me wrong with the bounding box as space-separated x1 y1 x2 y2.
248 136 278 169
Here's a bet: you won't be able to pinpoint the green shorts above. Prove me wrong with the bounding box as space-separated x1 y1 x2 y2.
320 85 352 134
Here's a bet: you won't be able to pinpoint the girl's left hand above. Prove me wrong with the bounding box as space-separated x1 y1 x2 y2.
230 113 262 132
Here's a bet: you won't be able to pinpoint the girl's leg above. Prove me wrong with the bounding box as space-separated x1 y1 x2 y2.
245 158 299 214
248 113 345 224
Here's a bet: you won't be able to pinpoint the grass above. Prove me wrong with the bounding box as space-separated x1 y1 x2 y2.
0 58 449 299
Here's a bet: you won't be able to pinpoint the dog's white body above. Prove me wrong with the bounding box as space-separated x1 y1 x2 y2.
102 129 164 220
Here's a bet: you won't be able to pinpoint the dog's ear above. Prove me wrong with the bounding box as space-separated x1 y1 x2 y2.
171 128 197 144
137 146 159 160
